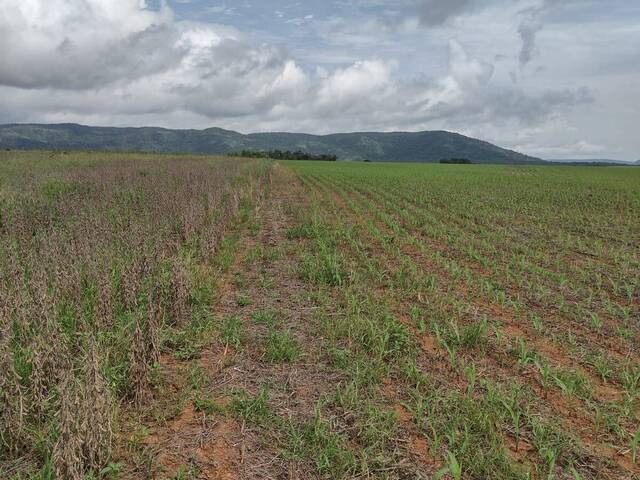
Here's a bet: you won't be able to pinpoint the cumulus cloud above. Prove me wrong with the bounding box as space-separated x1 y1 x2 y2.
317 61 394 108
0 0 181 89
0 0 314 117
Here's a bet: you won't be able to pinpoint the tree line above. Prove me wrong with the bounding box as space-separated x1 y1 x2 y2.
228 149 338 161
440 158 472 164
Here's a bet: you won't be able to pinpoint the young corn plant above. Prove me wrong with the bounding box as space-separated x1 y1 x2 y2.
588 312 603 331
514 338 537 372
620 364 640 400
405 388 430 428
531 315 544 334
553 369 590 399
536 359 554 394
501 398 524 453
402 359 428 388
588 353 613 383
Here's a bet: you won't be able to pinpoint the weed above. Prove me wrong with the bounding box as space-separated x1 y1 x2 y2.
461 317 489 349
219 316 243 349
235 294 251 307
265 329 300 362
286 406 355 477
286 224 314 240
303 249 346 286
230 385 270 424
171 464 200 480
193 396 224 417
464 362 478 395
99 462 124 479
251 309 279 328
359 405 397 450
434 451 463 480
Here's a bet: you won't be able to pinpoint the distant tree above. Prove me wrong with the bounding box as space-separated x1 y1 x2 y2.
440 158 472 164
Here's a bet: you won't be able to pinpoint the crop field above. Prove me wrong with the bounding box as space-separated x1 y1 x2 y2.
1 150 639 480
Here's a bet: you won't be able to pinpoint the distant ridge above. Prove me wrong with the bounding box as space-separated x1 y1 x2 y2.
548 159 639 166
0 123 545 164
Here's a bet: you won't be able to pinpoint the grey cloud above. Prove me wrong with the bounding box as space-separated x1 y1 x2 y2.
518 6 545 67
365 0 476 29
418 0 474 26
482 86 594 126
518 0 560 68
394 81 593 132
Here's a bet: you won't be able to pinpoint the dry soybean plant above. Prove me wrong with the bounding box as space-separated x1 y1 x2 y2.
0 151 270 478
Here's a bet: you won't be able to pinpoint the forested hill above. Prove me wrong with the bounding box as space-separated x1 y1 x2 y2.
0 123 544 164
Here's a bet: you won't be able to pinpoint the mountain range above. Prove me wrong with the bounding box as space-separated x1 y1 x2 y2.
0 123 545 164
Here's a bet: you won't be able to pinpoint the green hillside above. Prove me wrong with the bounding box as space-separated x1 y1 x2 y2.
0 123 544 164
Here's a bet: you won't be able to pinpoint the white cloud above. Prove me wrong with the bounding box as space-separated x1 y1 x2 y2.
0 0 178 89
317 61 393 105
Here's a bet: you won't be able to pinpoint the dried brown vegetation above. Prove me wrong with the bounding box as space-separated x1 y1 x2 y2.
0 151 270 478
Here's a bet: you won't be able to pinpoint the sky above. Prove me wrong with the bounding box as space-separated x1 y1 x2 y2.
0 0 638 160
